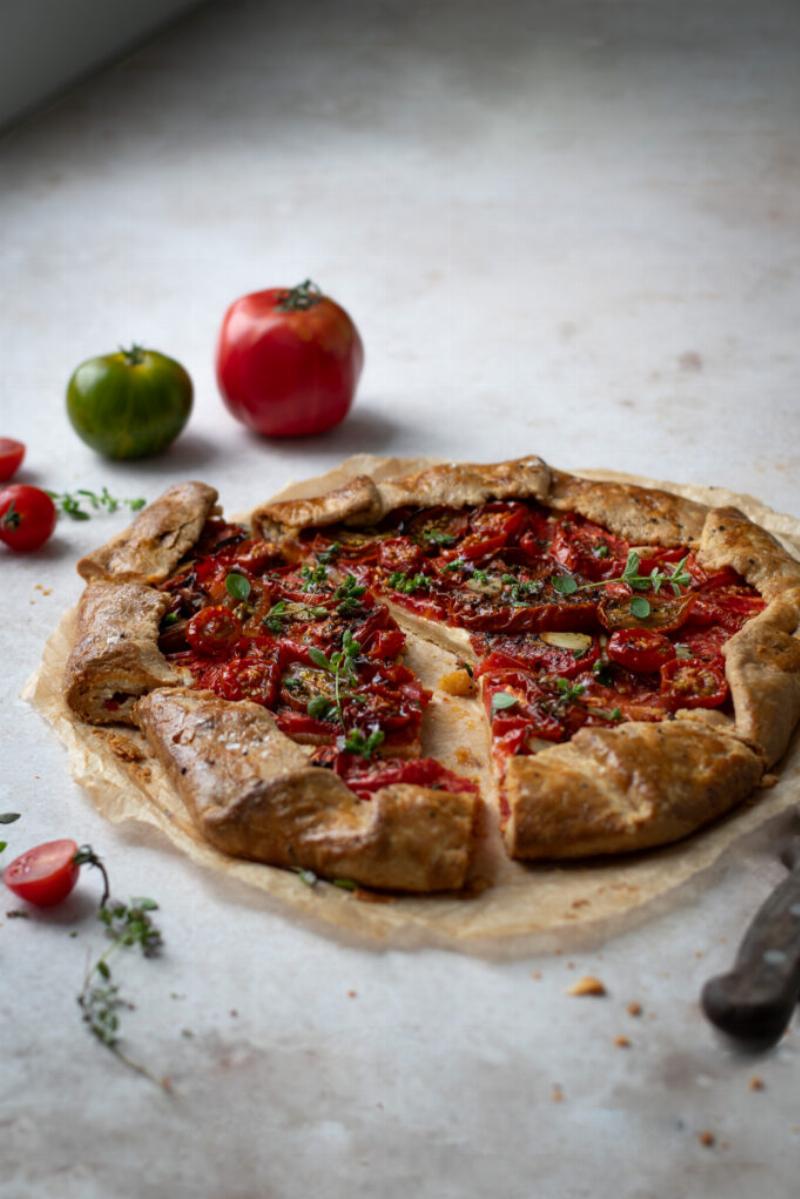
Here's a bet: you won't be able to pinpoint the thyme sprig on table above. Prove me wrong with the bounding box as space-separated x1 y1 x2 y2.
551 551 692 619
78 895 166 1089
73 847 168 1090
47 487 146 522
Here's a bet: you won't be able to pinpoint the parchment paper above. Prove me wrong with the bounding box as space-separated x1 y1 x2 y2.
24 455 800 956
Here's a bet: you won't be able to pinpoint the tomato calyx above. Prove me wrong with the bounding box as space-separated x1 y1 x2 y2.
276 279 323 312
120 343 146 366
0 500 21 530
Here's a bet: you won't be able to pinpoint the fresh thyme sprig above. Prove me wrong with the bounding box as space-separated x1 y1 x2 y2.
388 571 431 595
551 551 692 618
74 847 167 1091
46 487 146 522
307 631 384 756
333 573 366 615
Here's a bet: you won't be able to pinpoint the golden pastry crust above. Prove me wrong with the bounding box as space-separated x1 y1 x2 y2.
134 688 477 892
698 506 800 601
503 721 764 860
65 583 181 725
78 481 218 583
253 475 383 541
253 455 551 540
722 588 800 767
546 470 708 546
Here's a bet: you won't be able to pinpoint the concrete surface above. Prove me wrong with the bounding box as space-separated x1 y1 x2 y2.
2 2 799 1196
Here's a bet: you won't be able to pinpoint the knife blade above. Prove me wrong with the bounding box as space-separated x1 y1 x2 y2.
701 834 800 1046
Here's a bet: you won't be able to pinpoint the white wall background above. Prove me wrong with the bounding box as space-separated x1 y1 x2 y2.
0 0 205 128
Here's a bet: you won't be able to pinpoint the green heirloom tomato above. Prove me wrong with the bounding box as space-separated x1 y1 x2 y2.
66 345 193 460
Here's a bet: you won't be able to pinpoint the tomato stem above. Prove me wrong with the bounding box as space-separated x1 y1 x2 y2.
276 279 323 312
119 343 146 366
74 845 111 907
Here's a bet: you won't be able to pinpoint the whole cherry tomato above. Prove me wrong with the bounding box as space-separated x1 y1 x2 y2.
0 438 25 482
0 484 57 552
216 280 364 437
3 839 80 906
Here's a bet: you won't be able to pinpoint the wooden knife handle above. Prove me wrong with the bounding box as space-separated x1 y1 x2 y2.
701 864 800 1045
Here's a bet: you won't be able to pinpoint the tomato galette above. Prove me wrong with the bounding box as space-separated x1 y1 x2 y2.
63 457 800 893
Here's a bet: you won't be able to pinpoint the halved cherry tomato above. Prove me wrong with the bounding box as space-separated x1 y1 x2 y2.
598 592 696 633
217 656 280 705
232 539 282 575
367 628 406 659
3 839 80 907
550 518 628 581
676 627 728 661
377 537 425 574
473 633 598 679
452 503 527 560
688 588 765 633
660 657 728 710
0 484 57 552
408 508 470 549
186 606 243 656
607 628 676 673
315 752 478 801
0 438 25 482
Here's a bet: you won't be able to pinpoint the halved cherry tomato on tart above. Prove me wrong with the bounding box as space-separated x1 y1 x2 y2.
660 656 728 710
186 606 243 656
607 628 676 674
3 838 80 907
449 502 527 560
598 591 696 633
310 749 477 801
687 588 765 633
550 518 628 581
473 632 598 679
215 656 280 705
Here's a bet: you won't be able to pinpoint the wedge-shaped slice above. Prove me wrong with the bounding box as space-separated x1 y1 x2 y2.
65 582 181 725
78 481 218 583
135 688 478 892
503 721 763 860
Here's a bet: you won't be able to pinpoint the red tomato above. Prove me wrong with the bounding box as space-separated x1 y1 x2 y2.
186 606 243 656
688 588 765 633
3 839 79 907
454 503 527 560
218 657 280 705
550 518 628 581
0 484 57 552
598 591 696 633
607 628 676 673
473 634 599 679
660 657 728 710
0 438 25 482
216 280 364 437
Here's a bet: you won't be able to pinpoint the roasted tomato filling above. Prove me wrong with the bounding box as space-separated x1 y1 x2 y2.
160 499 765 798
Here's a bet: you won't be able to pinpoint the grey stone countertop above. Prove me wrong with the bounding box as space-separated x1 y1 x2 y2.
2 2 799 1196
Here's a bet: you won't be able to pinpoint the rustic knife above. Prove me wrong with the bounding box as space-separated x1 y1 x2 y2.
701 835 800 1046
